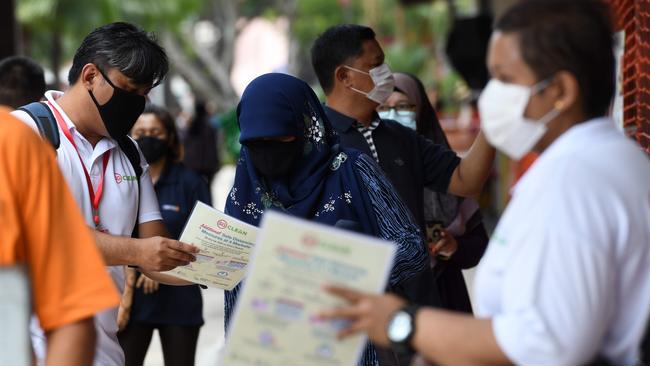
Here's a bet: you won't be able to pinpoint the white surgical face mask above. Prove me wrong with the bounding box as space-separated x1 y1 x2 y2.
478 78 561 160
378 109 417 130
345 63 395 104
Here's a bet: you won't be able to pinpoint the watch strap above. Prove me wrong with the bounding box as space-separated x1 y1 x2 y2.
388 304 420 355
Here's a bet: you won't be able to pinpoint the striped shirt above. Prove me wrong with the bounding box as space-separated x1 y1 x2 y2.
355 118 381 163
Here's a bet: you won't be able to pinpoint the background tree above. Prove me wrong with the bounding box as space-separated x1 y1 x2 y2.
0 0 17 59
15 0 473 114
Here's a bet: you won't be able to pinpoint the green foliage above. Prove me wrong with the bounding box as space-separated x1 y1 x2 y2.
384 43 430 76
217 107 241 164
118 0 204 30
240 0 277 18
293 0 362 48
16 0 470 114
17 0 204 67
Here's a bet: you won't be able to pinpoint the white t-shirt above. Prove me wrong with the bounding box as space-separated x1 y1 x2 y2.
474 118 650 366
13 91 162 366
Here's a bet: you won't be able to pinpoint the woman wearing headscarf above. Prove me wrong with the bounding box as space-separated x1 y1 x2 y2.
378 72 489 313
224 73 433 366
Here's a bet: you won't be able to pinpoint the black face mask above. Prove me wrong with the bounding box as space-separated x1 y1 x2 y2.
136 136 168 163
89 67 146 139
245 140 303 180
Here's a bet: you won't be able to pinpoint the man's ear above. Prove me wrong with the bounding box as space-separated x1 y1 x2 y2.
79 63 100 90
552 71 579 113
335 65 353 88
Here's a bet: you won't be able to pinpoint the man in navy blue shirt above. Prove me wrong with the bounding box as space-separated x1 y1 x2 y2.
311 24 495 236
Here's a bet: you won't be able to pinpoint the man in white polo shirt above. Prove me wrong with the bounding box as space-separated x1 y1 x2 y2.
12 22 198 366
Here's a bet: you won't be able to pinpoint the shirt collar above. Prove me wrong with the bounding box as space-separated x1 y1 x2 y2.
45 91 75 133
44 90 117 155
511 117 613 195
540 117 612 160
323 105 382 132
355 118 380 131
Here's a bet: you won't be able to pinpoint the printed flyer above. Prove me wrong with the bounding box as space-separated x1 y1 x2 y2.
165 201 258 290
223 211 395 366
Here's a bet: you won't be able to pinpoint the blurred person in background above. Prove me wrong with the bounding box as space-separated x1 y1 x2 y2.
119 104 211 366
378 72 488 314
0 55 46 109
321 1 650 365
182 100 220 185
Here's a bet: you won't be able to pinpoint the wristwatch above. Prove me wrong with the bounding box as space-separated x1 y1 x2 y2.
386 304 419 355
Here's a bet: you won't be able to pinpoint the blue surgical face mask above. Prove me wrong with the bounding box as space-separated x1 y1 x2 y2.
378 109 417 130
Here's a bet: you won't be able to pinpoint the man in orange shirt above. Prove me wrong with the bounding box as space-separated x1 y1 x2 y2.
0 107 120 366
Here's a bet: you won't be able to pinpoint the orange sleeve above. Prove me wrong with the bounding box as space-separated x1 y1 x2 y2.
1 110 120 331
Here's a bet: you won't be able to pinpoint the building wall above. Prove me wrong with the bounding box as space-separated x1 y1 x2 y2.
610 0 650 154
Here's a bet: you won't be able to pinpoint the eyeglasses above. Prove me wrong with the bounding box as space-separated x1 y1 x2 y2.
376 103 416 113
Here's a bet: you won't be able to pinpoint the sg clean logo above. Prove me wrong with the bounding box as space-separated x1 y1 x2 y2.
114 173 137 184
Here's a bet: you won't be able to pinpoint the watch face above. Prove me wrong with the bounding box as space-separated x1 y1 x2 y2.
388 311 412 342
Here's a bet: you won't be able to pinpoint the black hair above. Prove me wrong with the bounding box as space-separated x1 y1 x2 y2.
495 0 615 118
141 104 182 162
0 56 46 108
68 22 168 87
311 24 376 94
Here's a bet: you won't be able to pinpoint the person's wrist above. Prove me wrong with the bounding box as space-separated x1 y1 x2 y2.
129 237 144 267
386 304 419 355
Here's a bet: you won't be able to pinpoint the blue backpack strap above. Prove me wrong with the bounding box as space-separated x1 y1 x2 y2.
116 135 142 180
18 102 60 150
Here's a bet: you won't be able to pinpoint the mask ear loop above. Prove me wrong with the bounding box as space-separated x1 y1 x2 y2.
531 78 553 95
532 78 565 123
94 65 143 97
342 65 373 96
342 65 370 76
95 65 118 89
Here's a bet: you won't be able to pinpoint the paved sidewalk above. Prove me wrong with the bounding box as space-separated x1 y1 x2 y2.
144 288 225 366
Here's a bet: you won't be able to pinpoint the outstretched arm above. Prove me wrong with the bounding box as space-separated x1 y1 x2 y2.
320 286 510 366
447 132 495 197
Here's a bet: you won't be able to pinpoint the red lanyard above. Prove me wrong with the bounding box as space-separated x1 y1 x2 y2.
47 101 110 228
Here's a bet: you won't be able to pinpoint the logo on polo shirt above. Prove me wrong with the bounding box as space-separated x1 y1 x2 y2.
114 173 137 184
